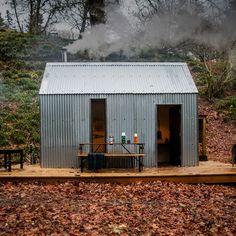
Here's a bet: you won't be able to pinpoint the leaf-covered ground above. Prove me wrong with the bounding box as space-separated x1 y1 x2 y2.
0 181 235 235
198 98 236 163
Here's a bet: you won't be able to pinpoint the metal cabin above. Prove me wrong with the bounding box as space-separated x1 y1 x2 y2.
39 62 198 168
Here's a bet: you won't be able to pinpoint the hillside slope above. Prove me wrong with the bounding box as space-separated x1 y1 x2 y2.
198 98 235 163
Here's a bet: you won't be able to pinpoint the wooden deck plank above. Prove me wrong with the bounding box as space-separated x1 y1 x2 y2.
0 161 235 184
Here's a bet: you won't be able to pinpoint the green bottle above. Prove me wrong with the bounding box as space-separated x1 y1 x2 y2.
121 132 126 144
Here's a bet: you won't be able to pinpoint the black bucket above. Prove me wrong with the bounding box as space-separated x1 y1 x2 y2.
88 153 104 171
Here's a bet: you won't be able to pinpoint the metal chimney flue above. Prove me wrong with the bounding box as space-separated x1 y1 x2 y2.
61 47 67 62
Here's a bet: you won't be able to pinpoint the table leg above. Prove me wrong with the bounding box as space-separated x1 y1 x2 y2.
93 155 96 172
81 157 84 172
20 150 23 169
139 156 141 172
8 153 12 172
4 154 7 169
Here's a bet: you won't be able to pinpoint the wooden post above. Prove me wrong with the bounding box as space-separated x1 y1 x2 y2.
199 115 208 161
202 116 207 157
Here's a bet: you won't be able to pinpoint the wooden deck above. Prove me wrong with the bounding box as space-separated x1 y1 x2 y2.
0 161 235 184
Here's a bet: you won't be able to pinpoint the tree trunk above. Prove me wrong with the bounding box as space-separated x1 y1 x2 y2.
28 0 44 34
28 0 34 34
35 0 42 34
12 0 23 32
80 1 89 34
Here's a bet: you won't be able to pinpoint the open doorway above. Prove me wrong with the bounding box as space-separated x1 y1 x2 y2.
157 105 181 166
91 99 106 152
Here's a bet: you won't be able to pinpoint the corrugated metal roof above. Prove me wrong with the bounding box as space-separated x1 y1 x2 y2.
39 62 198 94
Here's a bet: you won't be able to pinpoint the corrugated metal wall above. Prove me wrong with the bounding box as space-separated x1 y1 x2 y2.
40 93 198 168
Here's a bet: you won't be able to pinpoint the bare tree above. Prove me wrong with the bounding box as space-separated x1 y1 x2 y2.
6 0 67 34
60 0 119 38
60 0 90 36
5 0 120 35
11 0 24 32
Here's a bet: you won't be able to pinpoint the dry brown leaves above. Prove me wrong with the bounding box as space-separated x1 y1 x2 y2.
198 98 236 163
0 181 235 236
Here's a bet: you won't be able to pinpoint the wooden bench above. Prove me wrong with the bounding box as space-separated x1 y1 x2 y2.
0 149 24 172
78 153 144 172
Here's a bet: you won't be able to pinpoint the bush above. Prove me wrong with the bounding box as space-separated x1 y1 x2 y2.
215 96 236 120
2 70 15 79
0 61 40 148
0 131 9 147
0 31 64 150
11 129 26 144
189 60 234 99
0 31 33 60
31 131 40 143
16 78 39 90
18 72 31 78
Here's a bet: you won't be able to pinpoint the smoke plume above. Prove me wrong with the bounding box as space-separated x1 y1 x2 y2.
66 1 236 58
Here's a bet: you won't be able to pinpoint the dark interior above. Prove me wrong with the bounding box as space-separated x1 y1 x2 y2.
157 105 181 166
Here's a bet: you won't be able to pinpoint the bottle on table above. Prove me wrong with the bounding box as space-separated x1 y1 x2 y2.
121 132 126 144
108 135 114 145
134 133 138 144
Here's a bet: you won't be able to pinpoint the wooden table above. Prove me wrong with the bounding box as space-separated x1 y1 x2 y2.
78 143 145 172
0 149 24 172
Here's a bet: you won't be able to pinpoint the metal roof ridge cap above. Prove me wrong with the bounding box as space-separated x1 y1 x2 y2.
39 91 199 95
46 62 188 67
